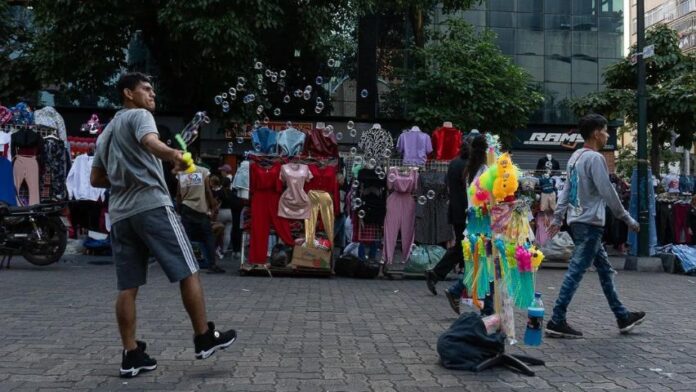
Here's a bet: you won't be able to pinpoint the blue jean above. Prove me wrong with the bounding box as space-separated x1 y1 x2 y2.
448 276 495 316
551 223 630 324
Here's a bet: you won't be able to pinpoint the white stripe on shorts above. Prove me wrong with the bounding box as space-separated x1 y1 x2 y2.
166 207 198 274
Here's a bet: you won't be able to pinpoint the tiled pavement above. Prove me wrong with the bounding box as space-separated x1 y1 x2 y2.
1 256 695 391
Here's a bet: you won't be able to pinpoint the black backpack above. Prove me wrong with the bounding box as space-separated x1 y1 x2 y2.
437 312 505 371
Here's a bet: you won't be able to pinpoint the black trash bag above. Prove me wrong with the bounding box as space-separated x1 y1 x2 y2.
335 254 360 277
270 244 292 267
437 312 505 371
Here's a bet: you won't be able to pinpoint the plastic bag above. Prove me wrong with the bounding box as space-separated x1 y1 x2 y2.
404 245 446 273
541 231 574 261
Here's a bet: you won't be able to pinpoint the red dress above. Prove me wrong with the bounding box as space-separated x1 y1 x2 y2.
249 162 295 264
303 128 338 158
430 126 462 160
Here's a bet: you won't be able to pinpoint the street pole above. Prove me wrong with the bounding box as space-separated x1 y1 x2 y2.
636 0 649 256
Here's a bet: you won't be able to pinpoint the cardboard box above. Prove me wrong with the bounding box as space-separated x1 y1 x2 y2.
291 245 332 270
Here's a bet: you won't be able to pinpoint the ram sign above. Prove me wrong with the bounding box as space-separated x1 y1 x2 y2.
512 127 616 150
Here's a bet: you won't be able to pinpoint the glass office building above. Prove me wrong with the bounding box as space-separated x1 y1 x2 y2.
435 0 624 126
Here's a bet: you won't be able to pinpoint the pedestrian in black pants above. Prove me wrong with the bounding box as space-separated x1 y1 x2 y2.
425 139 470 297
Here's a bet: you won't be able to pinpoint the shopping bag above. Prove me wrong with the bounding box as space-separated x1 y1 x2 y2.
541 231 574 261
404 245 446 273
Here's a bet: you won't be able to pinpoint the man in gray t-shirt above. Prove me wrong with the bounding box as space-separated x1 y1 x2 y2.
90 72 236 379
545 114 645 339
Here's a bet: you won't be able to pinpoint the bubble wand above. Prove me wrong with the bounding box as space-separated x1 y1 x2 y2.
174 111 210 173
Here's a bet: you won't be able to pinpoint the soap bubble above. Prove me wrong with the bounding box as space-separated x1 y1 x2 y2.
222 92 228 99
328 58 336 67
279 70 287 78
237 76 246 85
243 94 255 103
375 166 384 175
229 87 237 96
263 116 270 124
368 158 377 167
417 195 427 205
221 101 230 110
354 156 363 165
229 93 237 101
283 95 291 104
347 120 355 129
254 61 263 70
236 136 244 144
305 85 313 93
350 147 357 155
256 105 264 115
265 69 272 77
352 179 360 188
314 106 323 114
357 210 366 219
254 120 261 128
336 132 343 140
349 129 357 137
322 127 332 137
273 108 281 116
294 89 302 98
270 74 278 83
427 190 436 200
388 172 397 182
315 76 323 85
261 89 268 96
316 96 322 103
236 82 244 91
410 243 418 253
353 197 362 207
214 95 223 105
303 91 311 100
377 172 386 180
360 89 369 98
383 149 392 158
316 101 325 110
300 108 305 115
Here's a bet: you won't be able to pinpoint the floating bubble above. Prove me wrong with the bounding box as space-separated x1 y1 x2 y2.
265 69 272 77
221 101 230 110
360 89 369 98
427 190 436 200
244 94 255 103
305 85 313 93
273 108 281 116
256 105 264 115
368 158 377 167
300 108 305 115
350 147 357 155
283 95 291 104
357 210 366 219
237 76 246 85
354 156 363 165
315 76 323 85
410 243 418 253
328 58 336 67
349 129 357 137
383 149 392 158
303 91 311 100
270 75 278 83
254 61 263 70
261 89 267 96
236 82 244 91
336 132 343 140
254 120 261 128
347 120 355 129
322 127 332 137
375 166 384 175
388 172 397 182
353 197 362 207
294 89 302 98
236 136 244 144
229 93 237 101
316 101 325 110
263 116 270 124
229 87 237 96
352 179 360 188
222 92 228 99
316 96 322 103
279 70 287 78
417 195 427 205
377 172 386 180
315 106 323 114
214 95 223 105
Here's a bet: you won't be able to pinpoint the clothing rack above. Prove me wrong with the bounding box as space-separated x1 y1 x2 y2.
340 155 450 173
1 123 58 138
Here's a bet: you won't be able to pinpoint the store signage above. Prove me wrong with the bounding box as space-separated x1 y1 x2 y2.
512 127 616 151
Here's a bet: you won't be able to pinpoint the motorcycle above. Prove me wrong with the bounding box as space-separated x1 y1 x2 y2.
0 201 68 267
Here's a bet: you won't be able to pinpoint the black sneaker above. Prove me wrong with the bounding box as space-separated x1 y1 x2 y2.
546 320 583 338
617 311 646 334
120 340 157 378
444 290 460 315
207 265 226 274
194 321 237 359
424 270 438 296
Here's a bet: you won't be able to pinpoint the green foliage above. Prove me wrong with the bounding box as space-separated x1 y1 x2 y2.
570 24 696 174
386 20 543 141
30 0 352 113
0 3 40 104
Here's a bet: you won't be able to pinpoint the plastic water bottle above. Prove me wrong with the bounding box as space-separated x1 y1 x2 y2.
524 292 544 346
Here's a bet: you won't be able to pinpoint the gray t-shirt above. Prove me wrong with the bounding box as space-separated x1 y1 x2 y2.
92 108 172 224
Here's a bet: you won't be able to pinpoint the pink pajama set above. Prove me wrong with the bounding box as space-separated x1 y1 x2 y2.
383 167 418 264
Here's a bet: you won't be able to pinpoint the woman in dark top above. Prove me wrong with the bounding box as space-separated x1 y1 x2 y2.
210 175 234 259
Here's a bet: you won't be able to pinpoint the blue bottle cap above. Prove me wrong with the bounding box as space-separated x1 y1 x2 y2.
534 292 542 298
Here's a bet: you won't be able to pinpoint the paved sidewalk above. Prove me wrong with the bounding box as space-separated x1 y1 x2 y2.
1 256 695 391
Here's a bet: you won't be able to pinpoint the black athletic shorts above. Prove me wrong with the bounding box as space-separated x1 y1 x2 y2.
111 206 199 290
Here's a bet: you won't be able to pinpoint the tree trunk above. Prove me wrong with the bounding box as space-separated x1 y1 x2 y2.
650 124 661 177
409 7 425 48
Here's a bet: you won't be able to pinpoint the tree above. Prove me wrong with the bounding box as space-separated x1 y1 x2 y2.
386 20 543 141
0 2 40 105
356 0 483 48
30 0 353 115
571 24 696 175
